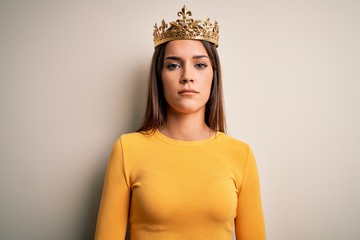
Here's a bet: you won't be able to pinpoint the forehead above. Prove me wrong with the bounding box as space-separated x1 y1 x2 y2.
164 40 208 57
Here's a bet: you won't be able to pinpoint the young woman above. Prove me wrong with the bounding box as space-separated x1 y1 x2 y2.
95 6 266 240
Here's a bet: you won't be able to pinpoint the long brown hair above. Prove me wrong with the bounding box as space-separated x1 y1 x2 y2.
137 40 226 133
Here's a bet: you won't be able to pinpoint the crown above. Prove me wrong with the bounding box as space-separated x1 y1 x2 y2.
153 5 219 48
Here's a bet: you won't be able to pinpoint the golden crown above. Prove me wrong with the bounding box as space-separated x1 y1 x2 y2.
153 5 219 48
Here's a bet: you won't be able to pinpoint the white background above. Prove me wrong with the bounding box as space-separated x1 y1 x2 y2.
1 0 359 239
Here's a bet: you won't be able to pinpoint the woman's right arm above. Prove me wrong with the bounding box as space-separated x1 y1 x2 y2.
95 139 130 240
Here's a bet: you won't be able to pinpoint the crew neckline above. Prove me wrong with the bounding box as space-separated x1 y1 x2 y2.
154 129 223 146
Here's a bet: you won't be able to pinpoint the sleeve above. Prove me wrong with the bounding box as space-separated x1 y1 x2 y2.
235 147 266 240
95 139 131 240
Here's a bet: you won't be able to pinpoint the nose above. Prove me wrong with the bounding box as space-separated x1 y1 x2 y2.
180 66 194 84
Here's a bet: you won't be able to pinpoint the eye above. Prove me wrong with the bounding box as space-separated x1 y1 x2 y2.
166 63 181 70
195 63 208 69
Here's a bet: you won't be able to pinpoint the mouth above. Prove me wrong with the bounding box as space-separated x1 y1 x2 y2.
178 89 200 94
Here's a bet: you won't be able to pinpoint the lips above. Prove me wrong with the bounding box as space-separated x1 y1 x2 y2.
178 89 199 94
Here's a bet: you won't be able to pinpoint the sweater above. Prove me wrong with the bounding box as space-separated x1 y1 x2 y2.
95 130 266 240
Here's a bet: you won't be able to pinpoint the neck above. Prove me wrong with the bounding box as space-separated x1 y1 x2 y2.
160 109 214 141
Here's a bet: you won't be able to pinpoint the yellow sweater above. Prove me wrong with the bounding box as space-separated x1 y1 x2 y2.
95 130 266 240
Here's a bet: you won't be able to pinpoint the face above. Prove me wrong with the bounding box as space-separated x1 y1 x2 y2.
161 40 213 115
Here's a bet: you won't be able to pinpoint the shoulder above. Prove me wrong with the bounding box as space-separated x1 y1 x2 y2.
119 131 148 141
217 133 251 152
214 133 256 167
114 131 156 149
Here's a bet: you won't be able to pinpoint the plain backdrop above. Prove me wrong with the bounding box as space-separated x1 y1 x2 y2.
1 0 359 239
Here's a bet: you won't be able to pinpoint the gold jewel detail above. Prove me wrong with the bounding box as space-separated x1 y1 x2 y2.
153 5 219 48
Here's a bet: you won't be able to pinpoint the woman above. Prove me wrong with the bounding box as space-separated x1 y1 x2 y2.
95 6 266 240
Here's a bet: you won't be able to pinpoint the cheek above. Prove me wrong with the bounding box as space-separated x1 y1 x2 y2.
161 71 177 87
162 79 174 94
161 72 170 91
204 71 214 92
161 75 178 101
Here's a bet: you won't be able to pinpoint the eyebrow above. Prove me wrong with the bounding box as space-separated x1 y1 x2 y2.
164 55 209 60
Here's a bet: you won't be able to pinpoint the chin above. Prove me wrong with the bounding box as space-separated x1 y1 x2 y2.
169 105 206 115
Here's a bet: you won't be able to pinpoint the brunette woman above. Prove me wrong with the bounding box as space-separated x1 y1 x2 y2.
95 6 266 240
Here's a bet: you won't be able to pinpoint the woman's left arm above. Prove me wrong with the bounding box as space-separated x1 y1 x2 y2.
234 147 266 240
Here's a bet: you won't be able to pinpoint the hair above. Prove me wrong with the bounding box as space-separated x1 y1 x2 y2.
137 40 226 133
